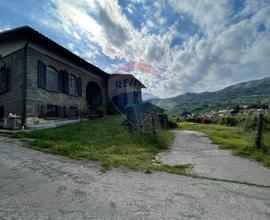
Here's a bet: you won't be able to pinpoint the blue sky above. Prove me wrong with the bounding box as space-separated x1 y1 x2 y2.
0 0 270 98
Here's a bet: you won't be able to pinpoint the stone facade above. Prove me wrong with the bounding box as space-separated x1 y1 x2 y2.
0 27 109 128
0 26 145 129
0 49 25 120
24 46 107 126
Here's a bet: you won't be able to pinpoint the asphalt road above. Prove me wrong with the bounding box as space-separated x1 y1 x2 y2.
0 135 270 220
158 130 270 186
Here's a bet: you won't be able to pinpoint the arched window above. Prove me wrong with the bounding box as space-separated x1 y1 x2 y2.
46 67 59 92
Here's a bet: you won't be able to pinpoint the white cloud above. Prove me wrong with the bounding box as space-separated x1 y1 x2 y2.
161 0 270 97
0 22 11 32
38 0 270 98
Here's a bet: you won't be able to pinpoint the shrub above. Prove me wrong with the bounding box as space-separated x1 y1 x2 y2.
186 116 201 123
264 115 270 132
167 119 178 128
160 113 178 129
238 116 257 131
201 117 213 124
216 116 258 130
218 116 238 127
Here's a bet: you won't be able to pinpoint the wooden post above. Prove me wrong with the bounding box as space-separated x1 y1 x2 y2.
255 113 264 149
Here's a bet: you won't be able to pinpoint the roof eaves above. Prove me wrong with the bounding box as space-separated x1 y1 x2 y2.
0 26 109 78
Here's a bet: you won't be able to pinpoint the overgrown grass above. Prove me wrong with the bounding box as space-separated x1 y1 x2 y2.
178 122 270 168
13 116 190 174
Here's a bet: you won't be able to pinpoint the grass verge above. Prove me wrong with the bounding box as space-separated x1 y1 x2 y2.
14 115 190 174
178 122 270 168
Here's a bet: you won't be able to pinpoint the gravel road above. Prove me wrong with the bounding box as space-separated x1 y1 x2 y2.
0 135 270 220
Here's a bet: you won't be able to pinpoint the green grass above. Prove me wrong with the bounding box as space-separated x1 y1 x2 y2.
178 122 270 168
13 115 191 174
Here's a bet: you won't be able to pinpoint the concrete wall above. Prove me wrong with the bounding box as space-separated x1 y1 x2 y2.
0 49 24 119
25 45 107 126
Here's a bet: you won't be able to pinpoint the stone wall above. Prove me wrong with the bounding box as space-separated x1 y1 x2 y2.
25 46 107 126
0 49 24 120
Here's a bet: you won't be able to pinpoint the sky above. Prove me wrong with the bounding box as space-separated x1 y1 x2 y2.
0 0 270 98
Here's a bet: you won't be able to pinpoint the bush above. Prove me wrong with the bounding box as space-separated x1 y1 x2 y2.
167 119 178 128
160 113 178 129
264 115 270 132
217 116 258 130
186 116 201 123
218 116 238 126
238 116 257 131
201 117 213 124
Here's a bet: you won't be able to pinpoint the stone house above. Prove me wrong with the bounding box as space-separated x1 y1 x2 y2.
108 74 146 112
0 26 144 129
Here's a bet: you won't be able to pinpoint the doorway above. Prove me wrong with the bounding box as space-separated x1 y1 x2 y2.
86 81 102 113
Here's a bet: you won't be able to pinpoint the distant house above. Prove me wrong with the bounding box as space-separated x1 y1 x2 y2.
0 26 145 129
109 74 146 112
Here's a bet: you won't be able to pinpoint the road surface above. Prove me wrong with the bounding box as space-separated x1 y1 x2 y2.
158 130 270 186
0 135 270 220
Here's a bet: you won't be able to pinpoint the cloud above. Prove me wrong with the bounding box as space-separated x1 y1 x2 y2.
92 3 129 48
36 0 270 98
161 0 270 96
0 21 11 32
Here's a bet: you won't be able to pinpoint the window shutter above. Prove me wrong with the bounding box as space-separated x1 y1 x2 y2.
5 68 9 93
62 71 69 94
37 61 46 88
58 106 63 117
63 106 67 118
0 67 9 94
58 71 63 92
77 77 82 96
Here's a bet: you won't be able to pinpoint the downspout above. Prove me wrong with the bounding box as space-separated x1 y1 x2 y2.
22 40 31 127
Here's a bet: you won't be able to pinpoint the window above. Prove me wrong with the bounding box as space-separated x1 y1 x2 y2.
47 104 58 117
38 62 82 97
69 74 77 96
46 67 59 92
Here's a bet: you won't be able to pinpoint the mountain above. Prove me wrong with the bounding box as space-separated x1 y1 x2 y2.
142 92 159 101
149 76 270 116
